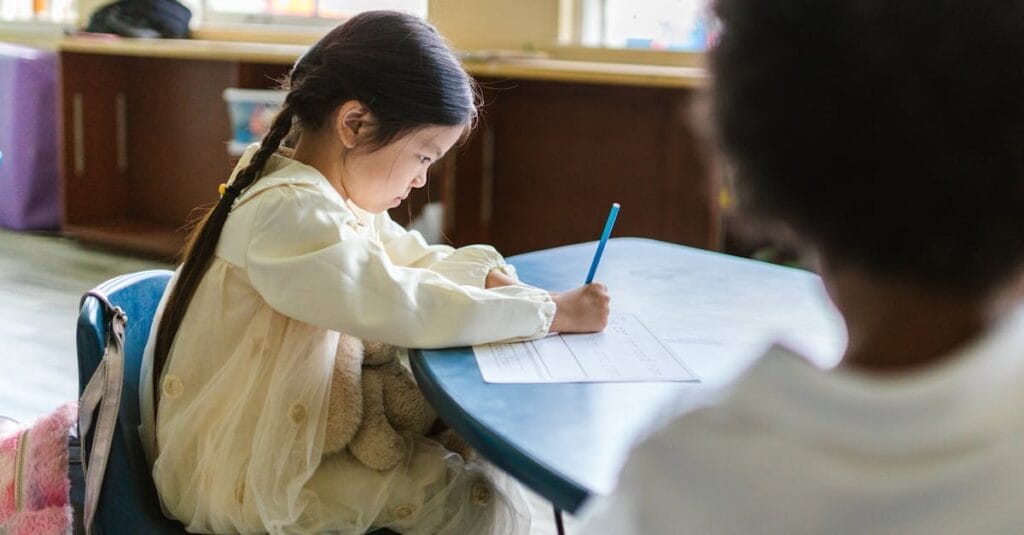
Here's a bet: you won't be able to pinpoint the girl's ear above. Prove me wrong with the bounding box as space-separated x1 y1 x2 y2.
335 100 374 149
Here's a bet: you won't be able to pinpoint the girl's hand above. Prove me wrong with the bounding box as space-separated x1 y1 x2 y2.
550 283 611 333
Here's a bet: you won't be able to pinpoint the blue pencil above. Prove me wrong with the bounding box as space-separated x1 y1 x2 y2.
585 203 620 284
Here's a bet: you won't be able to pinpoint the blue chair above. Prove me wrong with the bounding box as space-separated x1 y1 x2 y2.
77 269 186 534
77 269 398 535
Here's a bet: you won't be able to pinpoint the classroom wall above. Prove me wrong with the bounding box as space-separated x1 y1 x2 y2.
0 23 63 48
427 0 561 51
2 0 695 67
70 0 559 52
77 0 101 26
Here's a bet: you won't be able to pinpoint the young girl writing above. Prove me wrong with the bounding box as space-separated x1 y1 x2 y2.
138 11 610 534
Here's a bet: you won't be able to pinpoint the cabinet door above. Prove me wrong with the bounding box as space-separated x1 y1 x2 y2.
61 52 130 226
447 79 719 255
60 53 270 259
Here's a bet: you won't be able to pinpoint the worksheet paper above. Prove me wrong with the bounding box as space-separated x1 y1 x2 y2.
473 314 699 383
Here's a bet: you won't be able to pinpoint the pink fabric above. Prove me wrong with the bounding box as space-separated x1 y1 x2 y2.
0 403 74 535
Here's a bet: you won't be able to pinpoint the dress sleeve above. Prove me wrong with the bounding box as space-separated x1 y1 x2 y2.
245 186 555 348
377 213 516 288
377 213 456 269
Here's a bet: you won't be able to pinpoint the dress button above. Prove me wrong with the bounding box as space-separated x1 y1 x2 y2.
393 504 415 519
162 375 184 399
471 481 492 506
288 403 307 424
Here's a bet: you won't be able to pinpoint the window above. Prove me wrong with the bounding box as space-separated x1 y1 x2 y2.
202 0 426 24
579 0 714 51
0 0 424 26
0 0 75 23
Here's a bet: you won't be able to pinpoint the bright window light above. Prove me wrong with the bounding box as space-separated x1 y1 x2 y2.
598 0 713 51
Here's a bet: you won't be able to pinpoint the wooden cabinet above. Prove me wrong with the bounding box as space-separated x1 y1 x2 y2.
60 51 289 259
451 79 718 256
59 40 719 260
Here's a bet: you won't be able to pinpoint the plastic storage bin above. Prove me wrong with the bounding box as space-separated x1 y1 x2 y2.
0 43 59 230
222 88 287 156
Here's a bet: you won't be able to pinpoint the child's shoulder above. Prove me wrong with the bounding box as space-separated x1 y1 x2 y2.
234 154 345 211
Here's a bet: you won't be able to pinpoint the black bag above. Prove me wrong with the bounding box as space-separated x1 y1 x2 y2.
69 432 86 534
85 0 192 39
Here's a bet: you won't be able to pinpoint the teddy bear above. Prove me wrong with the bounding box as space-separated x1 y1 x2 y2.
323 335 473 471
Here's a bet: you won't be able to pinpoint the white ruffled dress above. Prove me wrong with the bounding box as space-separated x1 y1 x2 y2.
139 148 555 534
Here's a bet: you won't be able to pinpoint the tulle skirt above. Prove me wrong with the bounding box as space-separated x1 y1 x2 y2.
301 437 530 534
143 262 531 534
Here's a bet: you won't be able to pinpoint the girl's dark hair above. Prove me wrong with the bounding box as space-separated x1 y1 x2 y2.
711 0 1024 294
153 11 477 395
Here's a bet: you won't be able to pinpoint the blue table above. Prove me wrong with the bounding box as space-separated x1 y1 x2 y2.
409 238 846 514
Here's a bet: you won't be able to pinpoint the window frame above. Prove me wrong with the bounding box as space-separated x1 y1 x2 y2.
198 0 426 27
0 0 76 24
573 0 711 51
199 2 342 27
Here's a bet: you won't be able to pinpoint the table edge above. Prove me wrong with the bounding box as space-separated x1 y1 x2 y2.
408 348 591 513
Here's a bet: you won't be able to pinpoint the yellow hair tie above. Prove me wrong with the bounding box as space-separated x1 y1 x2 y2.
218 183 228 197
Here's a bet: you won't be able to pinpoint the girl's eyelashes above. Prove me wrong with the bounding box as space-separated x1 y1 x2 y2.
417 155 432 165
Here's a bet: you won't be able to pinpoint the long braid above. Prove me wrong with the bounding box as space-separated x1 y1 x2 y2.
152 105 295 401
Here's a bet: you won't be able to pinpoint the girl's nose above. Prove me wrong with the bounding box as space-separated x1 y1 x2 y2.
411 173 427 188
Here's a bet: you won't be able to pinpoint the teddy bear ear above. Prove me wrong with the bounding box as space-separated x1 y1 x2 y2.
433 428 475 462
337 334 365 356
362 341 400 365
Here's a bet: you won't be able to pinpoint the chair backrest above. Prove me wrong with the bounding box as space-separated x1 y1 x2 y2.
77 269 188 534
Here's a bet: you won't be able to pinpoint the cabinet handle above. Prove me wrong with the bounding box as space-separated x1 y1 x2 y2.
115 93 127 173
72 93 84 177
480 127 495 226
442 155 458 235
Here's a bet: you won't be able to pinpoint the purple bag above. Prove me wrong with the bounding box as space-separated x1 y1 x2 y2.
0 43 60 231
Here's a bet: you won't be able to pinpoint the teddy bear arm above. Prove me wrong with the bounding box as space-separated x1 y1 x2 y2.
323 358 363 454
323 336 366 455
348 369 407 471
381 360 438 436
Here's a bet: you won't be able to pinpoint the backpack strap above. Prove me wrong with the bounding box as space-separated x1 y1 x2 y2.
78 290 128 535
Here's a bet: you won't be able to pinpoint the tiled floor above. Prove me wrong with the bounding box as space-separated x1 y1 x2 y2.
0 229 578 534
0 229 172 423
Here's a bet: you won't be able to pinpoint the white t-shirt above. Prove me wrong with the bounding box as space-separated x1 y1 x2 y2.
139 148 554 534
578 304 1024 534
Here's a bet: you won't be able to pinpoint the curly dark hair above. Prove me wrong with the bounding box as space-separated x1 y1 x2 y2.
711 0 1024 294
